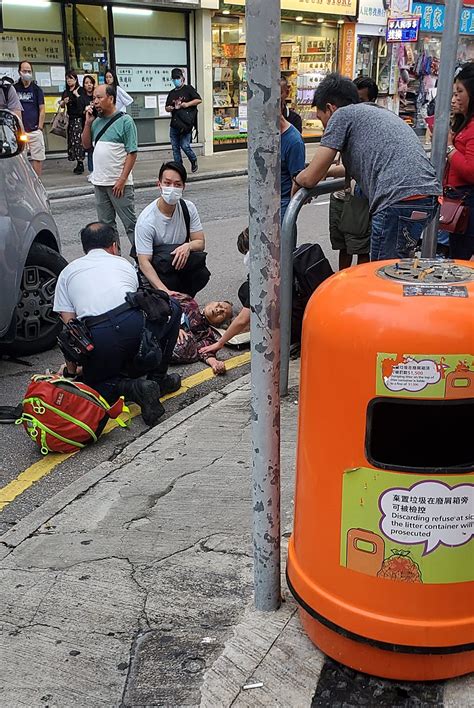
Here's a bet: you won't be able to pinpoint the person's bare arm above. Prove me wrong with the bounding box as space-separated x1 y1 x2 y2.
60 311 76 325
181 98 202 108
171 230 205 270
199 307 250 355
59 311 78 374
38 103 45 131
138 254 173 294
113 152 137 198
291 146 338 197
82 106 94 149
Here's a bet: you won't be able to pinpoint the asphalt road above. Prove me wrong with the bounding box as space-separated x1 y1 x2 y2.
0 176 335 534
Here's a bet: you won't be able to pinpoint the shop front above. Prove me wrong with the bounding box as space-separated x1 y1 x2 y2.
0 0 201 154
212 0 357 148
397 3 474 130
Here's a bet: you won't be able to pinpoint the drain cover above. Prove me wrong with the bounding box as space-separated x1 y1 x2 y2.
379 259 474 284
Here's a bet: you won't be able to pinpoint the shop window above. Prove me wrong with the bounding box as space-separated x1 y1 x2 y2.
2 2 62 32
65 4 110 79
112 7 186 39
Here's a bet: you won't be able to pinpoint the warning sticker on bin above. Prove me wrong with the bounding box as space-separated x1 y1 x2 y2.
403 284 468 297
376 353 474 398
340 468 474 584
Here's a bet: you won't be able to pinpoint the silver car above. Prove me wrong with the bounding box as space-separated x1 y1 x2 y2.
0 109 67 355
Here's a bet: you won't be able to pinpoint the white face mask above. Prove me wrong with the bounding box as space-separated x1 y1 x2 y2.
21 72 32 81
160 185 183 206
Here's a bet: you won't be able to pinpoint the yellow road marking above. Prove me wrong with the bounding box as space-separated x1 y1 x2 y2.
0 352 251 512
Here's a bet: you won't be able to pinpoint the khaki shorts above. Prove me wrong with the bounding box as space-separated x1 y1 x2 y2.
329 193 371 255
27 129 46 162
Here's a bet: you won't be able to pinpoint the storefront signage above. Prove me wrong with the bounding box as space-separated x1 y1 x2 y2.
116 66 187 93
412 3 474 36
223 0 358 17
386 16 420 42
358 0 387 25
0 32 64 64
339 23 356 78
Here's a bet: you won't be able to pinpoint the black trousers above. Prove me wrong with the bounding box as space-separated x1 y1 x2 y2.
82 301 181 403
154 264 210 298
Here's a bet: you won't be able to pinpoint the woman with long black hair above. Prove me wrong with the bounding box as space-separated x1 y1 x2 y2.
444 63 474 260
104 68 133 113
60 70 85 174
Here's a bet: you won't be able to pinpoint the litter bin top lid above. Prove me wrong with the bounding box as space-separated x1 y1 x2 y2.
379 259 474 284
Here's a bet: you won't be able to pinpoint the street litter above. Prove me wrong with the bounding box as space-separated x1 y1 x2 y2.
200 637 216 644
242 682 263 690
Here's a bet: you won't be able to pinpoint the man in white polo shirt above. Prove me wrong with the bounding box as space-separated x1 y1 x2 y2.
53 222 181 426
82 84 137 245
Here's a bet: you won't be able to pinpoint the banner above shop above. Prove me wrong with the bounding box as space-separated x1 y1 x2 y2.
412 3 474 36
386 15 420 41
358 0 387 25
223 0 358 17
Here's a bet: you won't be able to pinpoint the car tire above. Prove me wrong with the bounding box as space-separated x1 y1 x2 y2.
1 242 68 356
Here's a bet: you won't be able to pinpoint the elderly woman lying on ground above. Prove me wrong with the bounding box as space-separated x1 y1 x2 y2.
171 293 233 375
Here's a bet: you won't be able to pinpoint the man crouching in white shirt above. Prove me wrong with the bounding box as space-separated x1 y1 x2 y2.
53 222 181 426
135 161 210 298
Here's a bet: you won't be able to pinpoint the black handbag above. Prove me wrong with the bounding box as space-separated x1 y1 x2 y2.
152 199 207 274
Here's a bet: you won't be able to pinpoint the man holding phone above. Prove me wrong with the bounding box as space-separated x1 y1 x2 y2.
82 84 138 246
292 74 441 260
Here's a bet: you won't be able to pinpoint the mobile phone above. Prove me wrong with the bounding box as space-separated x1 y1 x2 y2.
410 211 428 220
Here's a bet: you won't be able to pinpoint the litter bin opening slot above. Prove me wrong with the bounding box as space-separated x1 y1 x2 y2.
366 398 474 473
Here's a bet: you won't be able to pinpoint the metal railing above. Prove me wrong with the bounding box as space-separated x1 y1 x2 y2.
280 178 346 397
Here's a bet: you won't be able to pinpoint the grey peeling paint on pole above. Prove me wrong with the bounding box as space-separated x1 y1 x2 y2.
422 0 463 258
246 0 281 611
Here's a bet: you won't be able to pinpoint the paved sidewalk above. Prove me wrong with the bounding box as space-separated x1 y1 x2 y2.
42 144 321 200
0 364 471 707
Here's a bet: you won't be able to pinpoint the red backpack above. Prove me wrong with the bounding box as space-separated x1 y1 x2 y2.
17 375 129 455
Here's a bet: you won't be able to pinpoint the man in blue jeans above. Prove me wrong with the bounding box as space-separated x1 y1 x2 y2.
292 74 441 260
165 68 201 174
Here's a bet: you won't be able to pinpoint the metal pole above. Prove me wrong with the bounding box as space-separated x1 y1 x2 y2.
247 0 281 611
422 0 463 258
280 179 346 397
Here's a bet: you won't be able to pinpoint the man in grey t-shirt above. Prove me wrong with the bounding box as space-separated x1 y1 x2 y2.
292 73 441 260
0 77 22 118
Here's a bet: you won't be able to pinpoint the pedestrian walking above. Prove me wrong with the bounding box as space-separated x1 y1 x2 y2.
82 84 138 245
80 74 95 174
280 76 302 133
442 63 474 260
165 68 201 173
104 69 133 114
292 73 441 260
14 61 45 176
135 161 209 297
60 71 86 174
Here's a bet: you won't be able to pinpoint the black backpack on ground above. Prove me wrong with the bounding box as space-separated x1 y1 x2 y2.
291 243 333 344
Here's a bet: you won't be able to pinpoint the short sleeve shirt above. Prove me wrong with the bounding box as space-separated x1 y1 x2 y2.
281 124 306 206
320 103 441 214
0 83 22 114
13 82 44 132
53 249 138 319
90 112 138 186
166 84 201 130
135 199 203 255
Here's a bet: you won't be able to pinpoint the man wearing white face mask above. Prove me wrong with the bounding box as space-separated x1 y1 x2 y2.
135 161 209 298
14 60 45 176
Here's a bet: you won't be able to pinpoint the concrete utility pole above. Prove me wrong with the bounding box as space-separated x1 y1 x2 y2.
422 0 463 258
246 0 282 611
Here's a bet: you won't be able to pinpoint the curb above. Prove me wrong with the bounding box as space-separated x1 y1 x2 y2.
0 374 251 561
47 168 248 201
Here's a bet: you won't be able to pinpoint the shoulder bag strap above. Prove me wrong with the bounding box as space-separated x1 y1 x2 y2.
93 112 124 145
180 198 191 242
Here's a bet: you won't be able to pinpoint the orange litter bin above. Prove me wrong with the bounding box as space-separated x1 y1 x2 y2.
287 259 474 681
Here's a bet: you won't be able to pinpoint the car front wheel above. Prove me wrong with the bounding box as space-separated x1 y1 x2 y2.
3 242 68 356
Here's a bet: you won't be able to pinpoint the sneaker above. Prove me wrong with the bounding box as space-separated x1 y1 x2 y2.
191 160 198 174
73 162 84 175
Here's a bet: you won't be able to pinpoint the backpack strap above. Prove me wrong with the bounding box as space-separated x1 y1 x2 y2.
93 111 124 146
180 198 191 242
